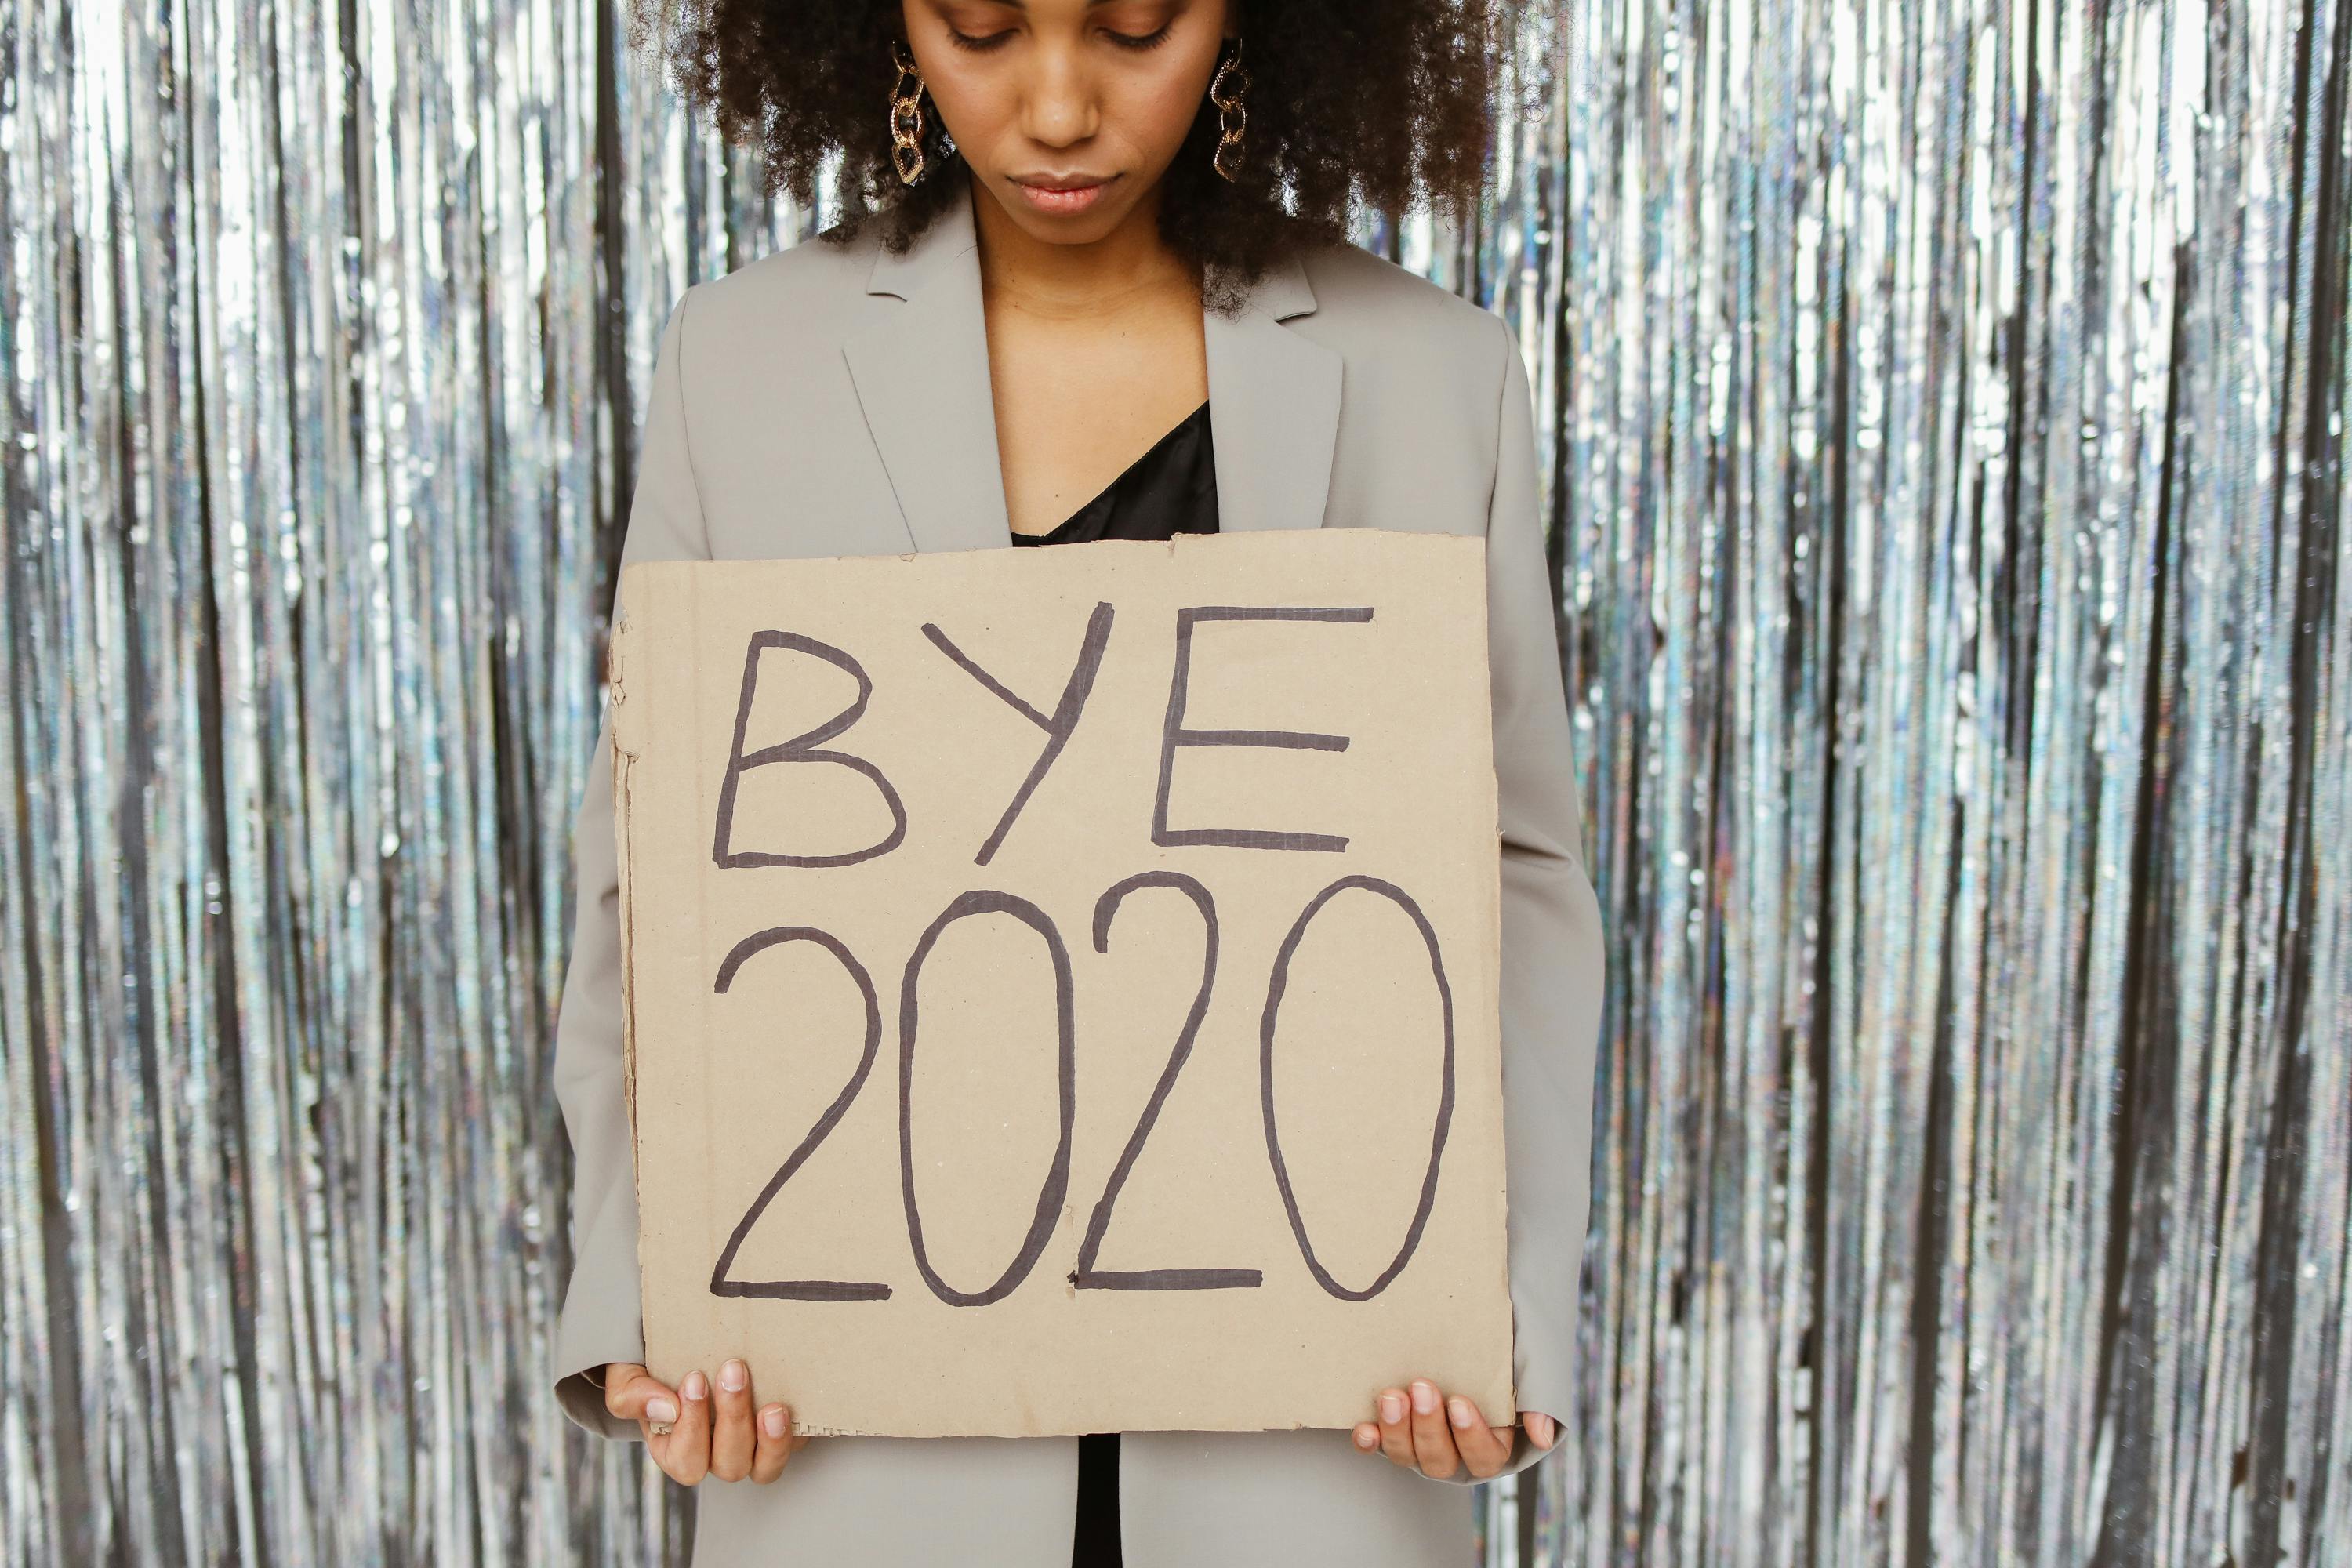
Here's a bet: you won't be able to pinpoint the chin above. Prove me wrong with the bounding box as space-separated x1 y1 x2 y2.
1014 212 1127 246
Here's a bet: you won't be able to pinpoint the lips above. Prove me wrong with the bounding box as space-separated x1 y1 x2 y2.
1011 172 1117 216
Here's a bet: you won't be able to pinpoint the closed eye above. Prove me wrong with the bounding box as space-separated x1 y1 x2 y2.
942 14 1175 55
1104 21 1174 50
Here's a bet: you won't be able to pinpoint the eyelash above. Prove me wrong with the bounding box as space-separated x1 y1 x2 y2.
1106 22 1176 51
945 22 1176 53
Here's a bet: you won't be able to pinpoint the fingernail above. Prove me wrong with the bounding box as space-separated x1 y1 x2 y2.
1411 1381 1438 1415
1381 1393 1406 1424
720 1359 746 1392
1355 1425 1378 1450
1450 1397 1475 1428
684 1370 707 1401
645 1396 677 1424
762 1406 786 1438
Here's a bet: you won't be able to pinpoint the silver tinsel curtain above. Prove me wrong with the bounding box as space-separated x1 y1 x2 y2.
3 0 2346 1563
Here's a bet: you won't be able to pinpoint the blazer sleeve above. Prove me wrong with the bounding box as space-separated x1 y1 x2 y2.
551 288 713 1441
1431 314 1606 1484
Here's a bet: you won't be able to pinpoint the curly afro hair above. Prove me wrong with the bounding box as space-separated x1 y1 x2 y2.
630 1 1548 314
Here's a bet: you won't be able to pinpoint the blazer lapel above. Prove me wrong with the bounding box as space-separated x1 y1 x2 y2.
1203 256 1341 533
844 188 1012 554
843 180 1342 552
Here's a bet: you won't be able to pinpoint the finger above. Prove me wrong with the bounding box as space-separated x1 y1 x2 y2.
1407 1379 1460 1479
601 1363 648 1420
1448 1396 1512 1479
709 1359 757 1481
1351 1421 1381 1454
636 1384 681 1442
602 1365 677 1428
751 1403 797 1483
659 1369 713 1486
1375 1387 1417 1469
1525 1410 1559 1450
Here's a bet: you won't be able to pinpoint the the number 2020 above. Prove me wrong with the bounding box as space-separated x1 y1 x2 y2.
704 871 1457 1308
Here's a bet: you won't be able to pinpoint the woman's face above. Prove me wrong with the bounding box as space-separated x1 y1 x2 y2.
902 0 1234 247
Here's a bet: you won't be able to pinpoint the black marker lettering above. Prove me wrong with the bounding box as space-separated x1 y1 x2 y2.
713 632 908 869
1071 872 1263 1292
922 602 1115 865
708 926 893 1301
1261 875 1454 1301
1152 606 1374 851
898 890 1077 1307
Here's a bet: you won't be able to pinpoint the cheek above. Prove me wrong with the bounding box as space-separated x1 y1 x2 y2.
1117 72 1212 160
1083 56 1219 174
921 76 1014 157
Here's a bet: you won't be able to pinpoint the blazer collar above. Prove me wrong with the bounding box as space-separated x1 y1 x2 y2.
844 177 1341 555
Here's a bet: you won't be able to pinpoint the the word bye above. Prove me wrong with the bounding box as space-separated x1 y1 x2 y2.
710 602 1377 872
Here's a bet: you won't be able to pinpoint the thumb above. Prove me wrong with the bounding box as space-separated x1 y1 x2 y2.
602 1363 681 1425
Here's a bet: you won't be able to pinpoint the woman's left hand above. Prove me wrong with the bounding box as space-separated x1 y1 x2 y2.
1351 1377 1558 1480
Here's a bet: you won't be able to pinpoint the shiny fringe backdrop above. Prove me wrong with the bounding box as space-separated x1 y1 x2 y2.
1 0 2345 1561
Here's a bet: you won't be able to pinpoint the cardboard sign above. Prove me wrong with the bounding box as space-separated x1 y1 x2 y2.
610 529 1512 1437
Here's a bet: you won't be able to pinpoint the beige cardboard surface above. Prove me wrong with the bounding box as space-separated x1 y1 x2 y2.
609 530 1512 1437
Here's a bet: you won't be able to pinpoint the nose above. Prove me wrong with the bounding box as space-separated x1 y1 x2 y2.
1018 40 1099 149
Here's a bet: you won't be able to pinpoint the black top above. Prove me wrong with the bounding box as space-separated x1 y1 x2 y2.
1015 396 1214 1568
1011 399 1217 549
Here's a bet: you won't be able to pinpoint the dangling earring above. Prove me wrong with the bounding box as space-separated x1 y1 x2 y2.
1209 37 1249 182
889 40 930 185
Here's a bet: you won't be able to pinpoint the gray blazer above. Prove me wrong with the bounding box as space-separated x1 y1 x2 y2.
552 182 1606 1566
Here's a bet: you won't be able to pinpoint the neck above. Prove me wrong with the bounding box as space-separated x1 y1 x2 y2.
965 172 1196 321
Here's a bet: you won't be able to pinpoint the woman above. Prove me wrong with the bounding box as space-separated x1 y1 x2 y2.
550 1 1606 1563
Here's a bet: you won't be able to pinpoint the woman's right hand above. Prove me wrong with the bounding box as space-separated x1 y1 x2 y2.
602 1359 807 1484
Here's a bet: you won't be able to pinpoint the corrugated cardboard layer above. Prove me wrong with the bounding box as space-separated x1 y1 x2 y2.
609 530 1512 1437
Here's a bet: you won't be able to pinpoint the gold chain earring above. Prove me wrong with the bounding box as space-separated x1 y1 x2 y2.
1209 37 1249 182
889 40 929 185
